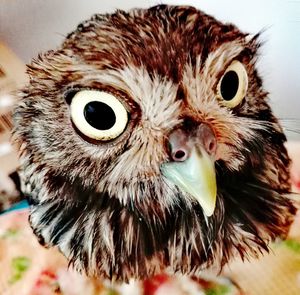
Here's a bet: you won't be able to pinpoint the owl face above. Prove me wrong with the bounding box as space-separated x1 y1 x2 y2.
14 5 296 281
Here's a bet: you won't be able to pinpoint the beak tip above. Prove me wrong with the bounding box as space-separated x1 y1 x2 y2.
199 195 217 217
203 207 215 217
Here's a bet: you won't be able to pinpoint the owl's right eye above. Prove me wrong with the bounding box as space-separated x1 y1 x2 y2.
70 90 128 141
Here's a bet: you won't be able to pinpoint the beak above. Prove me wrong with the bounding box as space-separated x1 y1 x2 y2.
161 129 217 217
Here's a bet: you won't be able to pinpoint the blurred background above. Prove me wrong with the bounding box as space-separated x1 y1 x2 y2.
0 2 300 294
0 0 299 192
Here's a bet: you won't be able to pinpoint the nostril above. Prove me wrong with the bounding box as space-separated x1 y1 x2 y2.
198 123 217 156
175 150 186 159
208 140 216 154
173 149 187 161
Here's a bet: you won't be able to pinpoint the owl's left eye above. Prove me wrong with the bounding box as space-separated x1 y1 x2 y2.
70 90 128 141
217 60 248 108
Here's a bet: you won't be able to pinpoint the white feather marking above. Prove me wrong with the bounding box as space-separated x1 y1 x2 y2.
41 210 63 245
84 212 98 271
100 213 115 261
58 223 79 258
30 203 52 230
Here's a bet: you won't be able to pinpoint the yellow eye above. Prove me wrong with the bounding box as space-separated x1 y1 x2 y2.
217 60 248 108
70 90 128 141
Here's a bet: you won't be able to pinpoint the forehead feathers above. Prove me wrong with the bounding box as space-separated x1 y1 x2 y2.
64 5 248 79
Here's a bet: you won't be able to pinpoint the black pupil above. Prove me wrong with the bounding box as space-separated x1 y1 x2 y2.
220 70 239 101
84 101 116 130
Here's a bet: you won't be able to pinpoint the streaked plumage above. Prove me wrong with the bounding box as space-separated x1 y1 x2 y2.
13 5 296 281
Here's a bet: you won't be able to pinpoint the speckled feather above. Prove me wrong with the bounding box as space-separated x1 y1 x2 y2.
13 5 296 281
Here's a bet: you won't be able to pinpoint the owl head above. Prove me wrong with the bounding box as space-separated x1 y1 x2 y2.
13 5 296 281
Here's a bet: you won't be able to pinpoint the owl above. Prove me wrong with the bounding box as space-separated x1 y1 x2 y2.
13 5 296 282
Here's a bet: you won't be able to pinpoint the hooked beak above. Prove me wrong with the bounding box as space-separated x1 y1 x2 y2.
160 124 217 217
